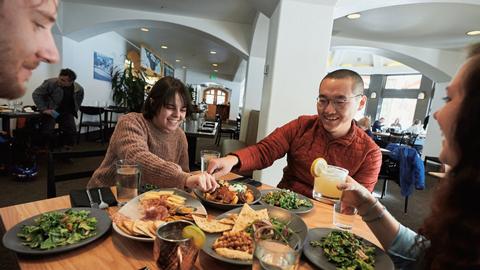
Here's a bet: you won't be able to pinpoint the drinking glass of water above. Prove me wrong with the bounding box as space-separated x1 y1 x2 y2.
200 150 220 173
115 159 141 206
253 226 302 270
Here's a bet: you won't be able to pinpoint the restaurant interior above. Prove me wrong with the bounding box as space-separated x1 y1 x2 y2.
0 0 479 269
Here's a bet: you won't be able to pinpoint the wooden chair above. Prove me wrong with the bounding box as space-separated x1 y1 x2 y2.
76 106 107 145
214 114 235 146
47 150 107 198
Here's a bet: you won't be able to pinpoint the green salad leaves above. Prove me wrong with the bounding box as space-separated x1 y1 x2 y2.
261 189 313 210
244 217 300 244
311 230 376 270
18 209 98 249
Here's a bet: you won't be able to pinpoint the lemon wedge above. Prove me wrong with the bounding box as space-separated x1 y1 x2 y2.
310 158 328 177
182 225 206 250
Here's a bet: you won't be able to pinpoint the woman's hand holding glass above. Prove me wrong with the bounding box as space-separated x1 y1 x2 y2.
186 172 218 193
337 176 377 215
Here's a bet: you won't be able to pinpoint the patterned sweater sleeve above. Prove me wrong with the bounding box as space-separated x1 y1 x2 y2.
113 115 190 190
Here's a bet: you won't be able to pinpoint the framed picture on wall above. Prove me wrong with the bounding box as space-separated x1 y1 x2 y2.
163 61 175 77
93 51 113 82
140 45 162 75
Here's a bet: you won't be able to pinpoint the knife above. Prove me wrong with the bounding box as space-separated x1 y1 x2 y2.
86 189 99 209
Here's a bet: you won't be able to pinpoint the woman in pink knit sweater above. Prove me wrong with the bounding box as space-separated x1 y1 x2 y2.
87 77 217 192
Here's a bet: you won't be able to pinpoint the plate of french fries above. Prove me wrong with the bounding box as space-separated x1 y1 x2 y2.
111 188 207 242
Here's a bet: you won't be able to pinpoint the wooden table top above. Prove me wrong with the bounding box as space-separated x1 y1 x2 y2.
0 172 381 270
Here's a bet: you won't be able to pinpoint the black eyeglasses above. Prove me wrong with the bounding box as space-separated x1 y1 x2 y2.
316 94 363 109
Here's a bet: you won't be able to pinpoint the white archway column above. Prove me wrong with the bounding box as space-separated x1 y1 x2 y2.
240 12 269 141
254 0 337 186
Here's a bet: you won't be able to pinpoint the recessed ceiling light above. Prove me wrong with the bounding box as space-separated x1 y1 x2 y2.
347 13 361 19
141 28 149 31
175 60 180 62
214 70 218 72
183 66 186 68
210 51 216 54
213 64 218 66
467 30 480 36
161 46 168 49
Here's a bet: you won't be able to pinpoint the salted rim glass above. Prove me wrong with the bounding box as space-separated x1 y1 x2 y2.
317 94 363 109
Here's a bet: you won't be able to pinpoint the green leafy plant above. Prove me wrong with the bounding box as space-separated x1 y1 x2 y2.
111 57 147 112
186 83 195 103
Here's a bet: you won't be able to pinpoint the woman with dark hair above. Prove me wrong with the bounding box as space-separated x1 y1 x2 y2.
337 43 480 270
391 118 402 130
87 77 217 193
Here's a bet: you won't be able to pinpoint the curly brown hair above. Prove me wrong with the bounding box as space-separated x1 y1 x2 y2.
416 47 480 269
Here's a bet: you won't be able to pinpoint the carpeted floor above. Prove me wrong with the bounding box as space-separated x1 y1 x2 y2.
0 128 441 269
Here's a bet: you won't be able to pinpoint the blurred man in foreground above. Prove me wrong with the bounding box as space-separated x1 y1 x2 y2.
0 0 60 99
208 69 382 198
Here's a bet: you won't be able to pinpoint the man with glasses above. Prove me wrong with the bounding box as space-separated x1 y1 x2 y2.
30 69 84 161
208 69 382 198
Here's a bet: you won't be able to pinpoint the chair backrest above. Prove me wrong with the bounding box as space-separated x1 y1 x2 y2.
388 132 405 144
47 150 107 198
245 110 259 147
80 106 105 116
216 114 222 130
406 133 419 146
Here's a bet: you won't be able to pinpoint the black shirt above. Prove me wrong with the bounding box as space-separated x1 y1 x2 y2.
56 86 75 115
372 120 383 132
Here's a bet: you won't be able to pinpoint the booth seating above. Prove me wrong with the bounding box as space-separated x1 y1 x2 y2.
222 110 259 177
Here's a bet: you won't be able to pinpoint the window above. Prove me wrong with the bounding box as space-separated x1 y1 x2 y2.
361 75 370 89
385 75 422 89
379 98 418 130
203 88 229 105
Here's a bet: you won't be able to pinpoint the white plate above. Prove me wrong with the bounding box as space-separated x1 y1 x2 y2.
112 188 207 242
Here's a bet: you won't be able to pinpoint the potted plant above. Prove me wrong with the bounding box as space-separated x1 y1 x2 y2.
186 83 195 104
111 58 147 112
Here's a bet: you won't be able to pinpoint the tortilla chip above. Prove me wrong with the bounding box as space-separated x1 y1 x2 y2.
231 204 257 233
215 248 252 260
226 213 238 221
138 221 156 238
255 208 269 221
218 218 235 225
123 221 141 236
116 222 132 235
192 215 233 233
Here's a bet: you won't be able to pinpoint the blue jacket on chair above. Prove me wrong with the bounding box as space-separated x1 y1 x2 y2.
386 144 425 196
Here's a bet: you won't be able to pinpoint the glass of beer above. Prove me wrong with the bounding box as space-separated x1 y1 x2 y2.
154 221 199 270
115 159 141 206
313 165 349 203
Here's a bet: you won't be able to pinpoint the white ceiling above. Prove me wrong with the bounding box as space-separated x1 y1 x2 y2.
62 0 480 77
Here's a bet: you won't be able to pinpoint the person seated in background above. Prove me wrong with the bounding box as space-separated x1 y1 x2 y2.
87 77 217 193
391 118 402 131
406 119 426 135
372 117 385 132
207 69 382 198
337 42 480 270
357 117 374 139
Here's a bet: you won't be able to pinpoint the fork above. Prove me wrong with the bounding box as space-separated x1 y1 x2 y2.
97 189 109 210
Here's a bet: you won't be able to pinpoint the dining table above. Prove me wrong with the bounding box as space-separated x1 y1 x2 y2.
0 110 43 134
0 172 383 270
